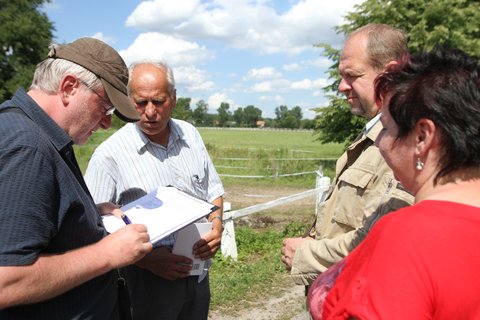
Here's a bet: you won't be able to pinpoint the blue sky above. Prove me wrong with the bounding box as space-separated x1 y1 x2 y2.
42 0 362 119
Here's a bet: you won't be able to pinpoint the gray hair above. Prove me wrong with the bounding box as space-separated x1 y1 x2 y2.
30 44 101 94
127 60 176 97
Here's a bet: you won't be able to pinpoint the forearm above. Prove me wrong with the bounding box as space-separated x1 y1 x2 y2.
0 223 152 308
308 231 358 266
291 231 358 279
208 197 223 233
0 242 112 308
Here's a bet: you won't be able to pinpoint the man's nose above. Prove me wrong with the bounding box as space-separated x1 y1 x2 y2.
145 102 157 117
338 78 351 93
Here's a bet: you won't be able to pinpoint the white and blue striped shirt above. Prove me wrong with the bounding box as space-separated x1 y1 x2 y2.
85 119 224 248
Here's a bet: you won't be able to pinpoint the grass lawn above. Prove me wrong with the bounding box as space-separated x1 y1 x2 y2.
75 128 343 179
198 127 340 157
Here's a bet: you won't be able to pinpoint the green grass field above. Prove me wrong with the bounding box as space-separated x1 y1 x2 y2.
198 127 339 155
75 127 343 187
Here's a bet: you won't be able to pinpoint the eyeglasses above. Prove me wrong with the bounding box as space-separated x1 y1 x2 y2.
79 79 115 116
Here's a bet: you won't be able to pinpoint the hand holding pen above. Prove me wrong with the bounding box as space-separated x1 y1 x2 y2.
95 207 152 268
96 201 133 226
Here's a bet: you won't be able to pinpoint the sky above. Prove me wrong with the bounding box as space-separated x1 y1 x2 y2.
41 0 363 119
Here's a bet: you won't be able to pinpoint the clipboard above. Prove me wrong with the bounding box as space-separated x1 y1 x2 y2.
102 186 218 245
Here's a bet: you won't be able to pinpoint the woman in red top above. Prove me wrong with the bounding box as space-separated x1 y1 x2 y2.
309 47 480 319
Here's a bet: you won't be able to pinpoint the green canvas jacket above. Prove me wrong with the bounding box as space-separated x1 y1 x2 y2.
291 120 414 285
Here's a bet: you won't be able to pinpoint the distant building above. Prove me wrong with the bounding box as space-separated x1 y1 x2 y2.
256 120 265 128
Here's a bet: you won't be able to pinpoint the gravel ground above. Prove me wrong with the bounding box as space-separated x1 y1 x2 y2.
209 282 309 320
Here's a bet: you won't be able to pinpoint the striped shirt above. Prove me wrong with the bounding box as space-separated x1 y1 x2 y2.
85 119 224 247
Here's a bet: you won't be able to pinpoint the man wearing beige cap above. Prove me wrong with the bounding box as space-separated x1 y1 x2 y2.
0 37 152 319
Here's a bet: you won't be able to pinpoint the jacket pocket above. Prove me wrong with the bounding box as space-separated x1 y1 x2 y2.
330 166 375 229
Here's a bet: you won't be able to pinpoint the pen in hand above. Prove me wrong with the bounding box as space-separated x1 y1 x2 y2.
121 214 132 225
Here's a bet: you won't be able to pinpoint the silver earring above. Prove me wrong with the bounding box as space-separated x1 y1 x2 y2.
416 158 424 171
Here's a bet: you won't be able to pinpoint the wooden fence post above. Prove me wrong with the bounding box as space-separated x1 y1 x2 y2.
273 160 279 179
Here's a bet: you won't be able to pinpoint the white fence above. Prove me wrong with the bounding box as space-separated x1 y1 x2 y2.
216 157 336 179
198 127 315 132
220 172 331 260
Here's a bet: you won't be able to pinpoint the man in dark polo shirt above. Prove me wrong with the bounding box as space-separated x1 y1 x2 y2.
0 38 152 319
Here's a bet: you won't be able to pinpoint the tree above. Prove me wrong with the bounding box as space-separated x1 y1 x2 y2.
280 115 299 129
314 95 366 143
314 0 479 145
192 99 209 126
300 118 316 130
217 102 231 127
275 105 303 129
233 107 245 127
0 0 54 101
339 0 479 56
203 113 216 127
290 106 303 122
173 97 193 121
275 105 289 121
243 105 262 127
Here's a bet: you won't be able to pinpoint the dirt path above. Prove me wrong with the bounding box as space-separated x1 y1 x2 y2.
209 281 309 320
223 184 317 228
208 184 315 320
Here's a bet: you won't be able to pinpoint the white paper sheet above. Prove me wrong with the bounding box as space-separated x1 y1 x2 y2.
172 222 212 276
102 187 217 245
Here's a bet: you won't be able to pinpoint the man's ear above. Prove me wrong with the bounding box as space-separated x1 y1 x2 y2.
384 60 398 70
59 74 81 105
414 118 436 156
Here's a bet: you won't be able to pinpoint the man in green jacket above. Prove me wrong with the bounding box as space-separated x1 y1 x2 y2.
281 24 414 285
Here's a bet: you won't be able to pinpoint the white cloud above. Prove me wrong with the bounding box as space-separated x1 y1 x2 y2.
125 0 201 29
250 78 290 93
244 67 281 80
259 94 284 104
283 56 332 73
290 77 330 90
307 57 333 69
90 32 115 45
119 32 213 67
291 79 313 90
283 63 302 72
312 78 330 89
174 66 216 93
252 81 273 93
126 0 364 55
207 92 235 112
